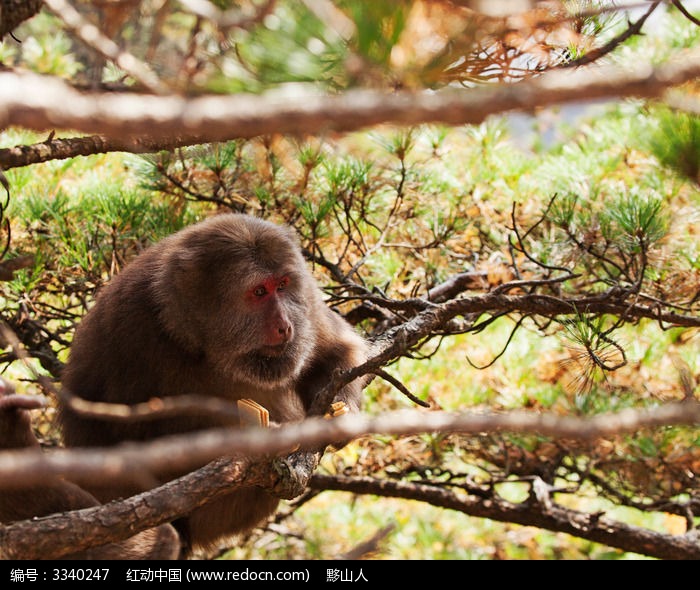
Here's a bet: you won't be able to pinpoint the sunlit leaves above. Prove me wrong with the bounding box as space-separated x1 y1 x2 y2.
600 190 668 252
646 107 700 185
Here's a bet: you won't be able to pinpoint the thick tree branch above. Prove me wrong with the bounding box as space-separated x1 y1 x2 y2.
1 47 699 147
310 474 700 560
320 289 700 410
0 456 251 559
0 450 320 559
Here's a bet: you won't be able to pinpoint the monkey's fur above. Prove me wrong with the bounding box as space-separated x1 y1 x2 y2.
59 214 367 554
0 377 180 560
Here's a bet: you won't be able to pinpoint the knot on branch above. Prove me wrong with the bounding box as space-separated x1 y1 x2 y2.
270 450 321 500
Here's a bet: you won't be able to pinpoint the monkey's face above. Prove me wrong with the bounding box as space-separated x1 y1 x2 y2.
211 265 315 388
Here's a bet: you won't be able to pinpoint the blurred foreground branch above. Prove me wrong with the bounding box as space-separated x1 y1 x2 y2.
0 400 697 488
1 46 700 154
1 400 698 559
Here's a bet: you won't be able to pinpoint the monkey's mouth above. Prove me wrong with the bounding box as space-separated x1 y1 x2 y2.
259 344 289 358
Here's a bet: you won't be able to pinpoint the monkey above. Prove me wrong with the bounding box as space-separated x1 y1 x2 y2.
0 376 181 560
58 213 368 555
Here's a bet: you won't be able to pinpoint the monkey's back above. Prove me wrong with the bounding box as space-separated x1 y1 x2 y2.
60 242 221 448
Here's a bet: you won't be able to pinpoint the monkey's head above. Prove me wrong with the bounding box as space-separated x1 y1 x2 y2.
153 214 318 389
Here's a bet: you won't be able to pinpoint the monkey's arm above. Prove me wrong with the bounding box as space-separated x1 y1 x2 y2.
297 311 368 418
292 310 368 458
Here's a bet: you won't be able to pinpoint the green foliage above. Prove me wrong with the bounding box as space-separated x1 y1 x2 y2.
644 107 700 184
1 147 193 343
224 3 348 92
323 157 373 200
8 12 82 76
342 0 408 67
568 0 623 39
600 189 668 251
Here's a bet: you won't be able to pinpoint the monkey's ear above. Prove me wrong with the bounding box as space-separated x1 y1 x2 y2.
151 249 206 354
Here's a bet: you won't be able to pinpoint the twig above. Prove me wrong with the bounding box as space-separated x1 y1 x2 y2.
672 0 700 26
373 368 429 408
562 1 662 68
41 0 169 94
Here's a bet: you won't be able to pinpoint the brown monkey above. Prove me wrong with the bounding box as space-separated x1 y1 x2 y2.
59 213 367 554
0 377 181 560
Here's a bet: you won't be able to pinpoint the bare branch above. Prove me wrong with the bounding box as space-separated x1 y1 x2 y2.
0 134 207 171
59 387 241 422
335 288 700 399
311 474 700 560
0 446 323 560
372 368 429 408
2 395 697 559
426 271 488 301
0 456 251 559
672 0 700 26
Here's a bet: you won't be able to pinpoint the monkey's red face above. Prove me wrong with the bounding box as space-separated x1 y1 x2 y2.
246 275 294 355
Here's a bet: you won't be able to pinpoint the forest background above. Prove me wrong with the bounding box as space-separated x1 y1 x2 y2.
0 0 700 560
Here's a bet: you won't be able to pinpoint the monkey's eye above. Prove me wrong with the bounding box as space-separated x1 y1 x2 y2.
277 277 289 291
253 285 267 297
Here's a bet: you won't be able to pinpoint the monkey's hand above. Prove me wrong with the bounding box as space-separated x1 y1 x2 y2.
324 400 354 451
324 401 349 419
270 449 321 500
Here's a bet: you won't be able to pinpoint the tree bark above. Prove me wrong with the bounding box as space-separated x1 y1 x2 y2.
0 0 43 38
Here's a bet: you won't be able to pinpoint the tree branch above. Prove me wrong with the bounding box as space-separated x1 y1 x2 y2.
0 456 251 559
0 133 208 171
562 1 661 68
310 474 700 560
1 47 699 147
326 289 700 406
0 445 321 560
2 399 698 559
0 0 43 39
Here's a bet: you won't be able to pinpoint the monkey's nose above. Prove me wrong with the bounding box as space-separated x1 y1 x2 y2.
277 323 293 343
268 320 292 346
